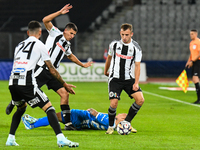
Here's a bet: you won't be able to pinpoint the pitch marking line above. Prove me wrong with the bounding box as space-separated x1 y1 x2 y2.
143 90 200 108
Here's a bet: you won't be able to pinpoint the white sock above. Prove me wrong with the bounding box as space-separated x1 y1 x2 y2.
8 134 15 139
56 133 65 141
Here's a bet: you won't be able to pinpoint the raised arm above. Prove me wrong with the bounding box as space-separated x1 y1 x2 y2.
67 54 93 68
44 60 76 94
42 4 73 31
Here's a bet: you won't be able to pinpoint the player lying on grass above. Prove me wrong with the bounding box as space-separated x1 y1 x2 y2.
22 108 137 133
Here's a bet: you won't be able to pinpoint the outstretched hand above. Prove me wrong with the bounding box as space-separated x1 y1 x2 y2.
60 4 73 15
64 83 76 94
83 61 93 68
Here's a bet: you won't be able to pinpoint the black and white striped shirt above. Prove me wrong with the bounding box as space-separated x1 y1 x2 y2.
9 36 50 86
37 26 72 69
108 39 142 80
35 26 72 77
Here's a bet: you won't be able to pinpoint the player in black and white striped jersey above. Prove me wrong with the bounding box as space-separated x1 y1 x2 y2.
6 21 79 147
104 23 145 134
6 4 93 131
39 4 92 130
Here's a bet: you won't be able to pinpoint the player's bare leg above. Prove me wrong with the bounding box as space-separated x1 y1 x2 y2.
106 99 118 134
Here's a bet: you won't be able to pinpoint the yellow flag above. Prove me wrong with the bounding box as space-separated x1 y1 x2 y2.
176 70 189 93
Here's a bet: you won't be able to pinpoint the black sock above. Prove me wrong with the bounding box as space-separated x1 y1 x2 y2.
61 105 71 124
125 102 141 122
108 106 116 127
10 106 26 135
46 106 62 135
195 83 200 100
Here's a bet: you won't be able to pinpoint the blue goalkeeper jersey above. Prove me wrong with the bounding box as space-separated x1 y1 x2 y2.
61 109 109 130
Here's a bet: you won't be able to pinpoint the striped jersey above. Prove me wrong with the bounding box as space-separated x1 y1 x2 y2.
37 26 72 69
108 39 142 80
9 36 50 86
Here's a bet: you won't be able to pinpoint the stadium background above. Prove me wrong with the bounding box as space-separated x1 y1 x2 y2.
0 0 198 80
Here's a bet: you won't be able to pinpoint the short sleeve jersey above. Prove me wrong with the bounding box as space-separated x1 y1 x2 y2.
37 26 72 69
108 39 142 80
9 36 50 86
190 38 200 61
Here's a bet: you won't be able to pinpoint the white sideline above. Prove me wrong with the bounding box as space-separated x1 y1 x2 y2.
143 91 200 108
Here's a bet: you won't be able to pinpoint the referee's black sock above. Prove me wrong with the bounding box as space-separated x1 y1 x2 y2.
46 106 62 135
108 106 116 127
195 82 200 100
125 102 141 122
61 104 71 124
10 106 26 135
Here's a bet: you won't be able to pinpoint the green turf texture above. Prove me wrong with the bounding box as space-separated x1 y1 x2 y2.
0 81 200 150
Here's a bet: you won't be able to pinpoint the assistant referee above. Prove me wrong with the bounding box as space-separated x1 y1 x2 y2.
185 29 200 104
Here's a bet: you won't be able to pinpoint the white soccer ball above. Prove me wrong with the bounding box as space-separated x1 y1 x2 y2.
117 121 132 135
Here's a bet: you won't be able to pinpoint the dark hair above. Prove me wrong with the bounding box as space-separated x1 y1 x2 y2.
65 22 78 32
190 29 198 33
121 23 133 32
28 21 42 31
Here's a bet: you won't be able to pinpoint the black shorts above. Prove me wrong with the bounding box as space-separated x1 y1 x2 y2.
192 60 200 77
36 67 63 92
108 78 142 100
9 85 49 108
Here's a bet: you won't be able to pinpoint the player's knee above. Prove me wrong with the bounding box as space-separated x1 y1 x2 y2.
110 101 118 108
60 89 69 99
138 97 145 105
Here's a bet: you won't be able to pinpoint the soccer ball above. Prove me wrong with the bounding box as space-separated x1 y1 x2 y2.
117 121 132 135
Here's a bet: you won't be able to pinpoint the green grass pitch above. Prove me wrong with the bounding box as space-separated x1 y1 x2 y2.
1 80 200 150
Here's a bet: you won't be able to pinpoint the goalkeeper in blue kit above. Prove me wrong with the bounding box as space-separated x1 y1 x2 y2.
22 108 137 132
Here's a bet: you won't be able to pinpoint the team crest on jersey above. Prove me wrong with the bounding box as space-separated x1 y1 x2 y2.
129 49 133 53
193 44 197 49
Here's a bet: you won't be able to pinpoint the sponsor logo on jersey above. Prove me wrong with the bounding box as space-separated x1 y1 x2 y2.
10 75 25 79
116 53 133 59
15 61 28 64
14 61 28 67
13 68 26 73
56 42 66 52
